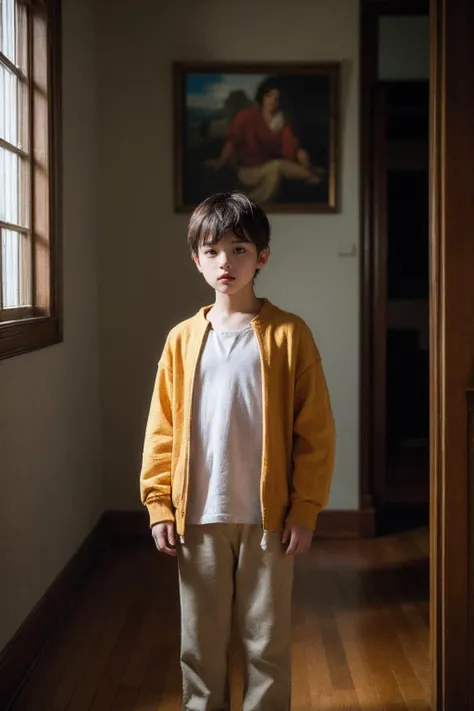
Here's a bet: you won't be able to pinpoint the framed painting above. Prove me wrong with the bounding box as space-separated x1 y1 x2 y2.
173 62 340 213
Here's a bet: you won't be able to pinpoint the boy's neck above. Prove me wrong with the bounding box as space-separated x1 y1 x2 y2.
208 288 263 329
213 287 261 315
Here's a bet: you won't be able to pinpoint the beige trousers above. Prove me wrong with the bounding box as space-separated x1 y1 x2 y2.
177 524 294 711
238 160 313 203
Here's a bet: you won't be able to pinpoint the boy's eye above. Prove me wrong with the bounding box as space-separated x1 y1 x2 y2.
235 247 246 254
204 249 217 256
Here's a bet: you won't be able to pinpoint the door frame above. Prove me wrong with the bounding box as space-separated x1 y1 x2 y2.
360 0 474 708
359 0 430 516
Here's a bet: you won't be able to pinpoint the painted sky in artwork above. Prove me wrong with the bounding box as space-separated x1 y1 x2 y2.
186 73 268 111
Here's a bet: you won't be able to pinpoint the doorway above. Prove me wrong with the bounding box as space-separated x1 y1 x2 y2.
362 0 474 708
361 3 430 534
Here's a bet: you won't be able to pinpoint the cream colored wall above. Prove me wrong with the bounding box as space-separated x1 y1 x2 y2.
0 0 102 652
98 0 360 513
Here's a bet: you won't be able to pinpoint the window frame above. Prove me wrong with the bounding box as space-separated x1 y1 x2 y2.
0 0 62 360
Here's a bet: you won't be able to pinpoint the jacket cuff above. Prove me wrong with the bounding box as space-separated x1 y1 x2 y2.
145 499 175 528
285 500 321 531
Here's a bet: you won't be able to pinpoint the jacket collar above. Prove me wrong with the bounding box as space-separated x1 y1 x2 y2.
196 298 275 328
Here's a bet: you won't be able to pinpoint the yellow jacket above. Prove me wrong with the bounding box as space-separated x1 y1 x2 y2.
140 299 335 535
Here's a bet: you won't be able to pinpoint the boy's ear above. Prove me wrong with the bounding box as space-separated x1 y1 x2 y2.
257 247 270 269
193 254 202 273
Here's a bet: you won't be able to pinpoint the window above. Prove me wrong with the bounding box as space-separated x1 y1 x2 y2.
0 0 61 359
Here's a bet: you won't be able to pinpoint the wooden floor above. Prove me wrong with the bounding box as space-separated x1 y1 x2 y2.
11 527 430 711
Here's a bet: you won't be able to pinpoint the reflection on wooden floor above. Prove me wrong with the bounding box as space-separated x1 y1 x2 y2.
12 527 430 711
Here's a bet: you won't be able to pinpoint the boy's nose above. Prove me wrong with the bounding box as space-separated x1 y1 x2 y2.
218 254 232 269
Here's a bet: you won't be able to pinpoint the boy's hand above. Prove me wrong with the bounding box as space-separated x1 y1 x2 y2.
152 521 177 556
282 524 313 556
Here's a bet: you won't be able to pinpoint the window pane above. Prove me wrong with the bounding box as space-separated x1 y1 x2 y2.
0 146 19 223
0 0 16 65
0 60 27 149
0 61 18 145
0 148 30 228
1 228 19 307
2 228 31 308
16 2 27 75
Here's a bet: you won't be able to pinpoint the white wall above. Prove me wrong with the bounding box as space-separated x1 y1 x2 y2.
0 0 102 652
98 0 360 513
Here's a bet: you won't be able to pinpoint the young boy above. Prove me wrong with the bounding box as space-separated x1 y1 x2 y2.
140 191 335 711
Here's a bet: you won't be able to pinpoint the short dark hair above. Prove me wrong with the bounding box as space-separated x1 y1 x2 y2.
255 77 280 106
187 191 271 256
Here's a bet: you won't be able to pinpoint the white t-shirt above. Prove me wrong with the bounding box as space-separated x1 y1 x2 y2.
186 324 263 525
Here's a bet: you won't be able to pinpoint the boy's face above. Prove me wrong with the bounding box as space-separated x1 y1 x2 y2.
262 89 280 115
193 231 269 295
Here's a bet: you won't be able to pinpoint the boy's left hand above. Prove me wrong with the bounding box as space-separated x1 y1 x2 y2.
282 524 313 555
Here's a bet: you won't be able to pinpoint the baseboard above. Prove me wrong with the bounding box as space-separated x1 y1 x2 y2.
0 505 375 709
0 516 105 711
316 507 376 538
101 507 376 540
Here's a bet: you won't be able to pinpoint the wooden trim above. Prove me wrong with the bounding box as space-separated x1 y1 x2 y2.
316 508 376 538
0 306 36 322
371 85 389 507
0 137 29 159
363 0 429 11
468 383 474 706
100 508 377 541
0 516 104 711
0 0 62 359
0 315 60 358
0 50 28 81
0 220 30 234
28 5 36 314
48 0 62 331
359 2 377 512
429 3 443 707
430 0 474 707
467 387 474 414
18 0 53 9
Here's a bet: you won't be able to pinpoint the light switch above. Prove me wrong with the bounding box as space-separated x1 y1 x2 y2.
337 242 357 257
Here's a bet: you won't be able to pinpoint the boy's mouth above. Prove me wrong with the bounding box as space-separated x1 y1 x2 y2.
218 274 235 281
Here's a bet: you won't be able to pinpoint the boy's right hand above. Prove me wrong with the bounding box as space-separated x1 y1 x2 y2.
151 521 177 556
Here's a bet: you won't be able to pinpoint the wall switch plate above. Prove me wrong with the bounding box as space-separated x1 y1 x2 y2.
337 242 357 257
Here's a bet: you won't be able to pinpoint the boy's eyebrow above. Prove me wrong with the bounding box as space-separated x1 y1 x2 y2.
200 234 249 246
